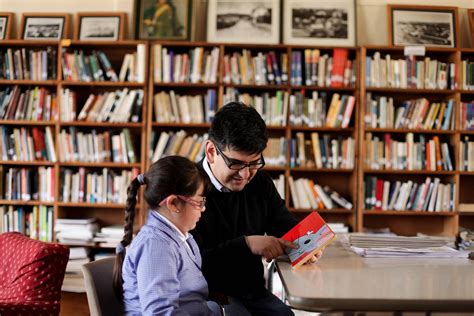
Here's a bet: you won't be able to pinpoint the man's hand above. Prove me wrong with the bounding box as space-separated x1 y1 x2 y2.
245 235 298 262
305 250 324 264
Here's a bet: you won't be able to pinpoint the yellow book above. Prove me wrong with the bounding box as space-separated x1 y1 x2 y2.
311 132 322 168
325 93 341 127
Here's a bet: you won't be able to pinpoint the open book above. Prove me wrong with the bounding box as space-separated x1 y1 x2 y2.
282 211 336 268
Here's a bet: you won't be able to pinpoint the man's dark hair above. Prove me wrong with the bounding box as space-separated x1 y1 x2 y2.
209 102 268 154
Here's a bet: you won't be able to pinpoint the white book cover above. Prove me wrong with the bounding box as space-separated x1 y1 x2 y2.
288 176 299 209
136 44 146 83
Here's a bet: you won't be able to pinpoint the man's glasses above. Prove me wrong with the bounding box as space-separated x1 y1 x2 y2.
215 144 265 170
159 195 206 209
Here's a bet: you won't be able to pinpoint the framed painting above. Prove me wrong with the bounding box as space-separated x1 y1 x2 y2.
76 12 126 41
283 0 356 46
136 0 190 40
468 9 474 48
20 13 70 40
206 0 280 44
387 5 459 48
0 13 13 40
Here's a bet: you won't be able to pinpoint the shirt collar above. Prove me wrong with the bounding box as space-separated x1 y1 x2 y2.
203 157 229 192
153 210 189 242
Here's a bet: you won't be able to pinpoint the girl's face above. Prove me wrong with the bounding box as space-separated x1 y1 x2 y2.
175 183 206 233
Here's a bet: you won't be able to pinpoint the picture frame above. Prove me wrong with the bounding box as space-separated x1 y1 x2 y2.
283 0 356 46
136 0 191 40
206 0 280 44
387 5 459 48
468 9 474 48
75 12 126 41
20 13 70 40
0 12 14 40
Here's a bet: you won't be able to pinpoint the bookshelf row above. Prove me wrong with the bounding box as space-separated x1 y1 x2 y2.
2 40 474 245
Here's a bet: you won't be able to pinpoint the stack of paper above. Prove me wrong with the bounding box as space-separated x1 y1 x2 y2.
348 234 468 258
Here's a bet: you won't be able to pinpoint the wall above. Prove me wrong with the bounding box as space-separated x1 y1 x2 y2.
1 0 474 46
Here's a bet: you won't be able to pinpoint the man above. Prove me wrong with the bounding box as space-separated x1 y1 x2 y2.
192 102 320 315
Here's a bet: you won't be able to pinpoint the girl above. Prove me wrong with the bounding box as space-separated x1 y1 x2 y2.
113 155 220 315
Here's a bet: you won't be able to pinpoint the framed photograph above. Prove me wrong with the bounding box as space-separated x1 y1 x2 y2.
388 5 459 48
206 0 280 44
0 12 14 40
468 9 474 48
283 0 356 46
20 13 70 40
136 0 191 40
75 12 126 41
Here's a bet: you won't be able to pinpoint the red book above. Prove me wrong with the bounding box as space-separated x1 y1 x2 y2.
281 211 335 268
375 179 384 210
331 48 348 88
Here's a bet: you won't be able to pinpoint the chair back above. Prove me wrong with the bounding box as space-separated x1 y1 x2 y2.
82 256 123 316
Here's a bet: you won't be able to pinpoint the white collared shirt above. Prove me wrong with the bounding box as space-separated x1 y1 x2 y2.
154 211 191 250
203 157 228 192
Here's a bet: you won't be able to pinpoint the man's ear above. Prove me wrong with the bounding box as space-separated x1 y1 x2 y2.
205 140 216 163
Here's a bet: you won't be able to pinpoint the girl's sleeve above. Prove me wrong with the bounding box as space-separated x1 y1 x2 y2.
134 238 191 315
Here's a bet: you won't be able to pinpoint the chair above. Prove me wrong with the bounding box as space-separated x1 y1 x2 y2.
0 232 70 316
82 257 123 316
83 256 225 316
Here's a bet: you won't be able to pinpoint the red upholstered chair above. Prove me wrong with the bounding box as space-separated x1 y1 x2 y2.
0 232 70 316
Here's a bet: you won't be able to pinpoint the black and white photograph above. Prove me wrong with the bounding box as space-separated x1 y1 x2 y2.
207 0 280 44
389 6 459 48
22 17 65 40
0 13 13 40
0 19 5 40
283 0 355 46
79 17 120 40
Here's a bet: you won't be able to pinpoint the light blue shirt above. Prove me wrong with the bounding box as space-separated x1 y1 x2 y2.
122 210 215 315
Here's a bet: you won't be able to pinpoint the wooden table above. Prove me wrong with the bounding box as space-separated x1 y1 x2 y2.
275 240 474 312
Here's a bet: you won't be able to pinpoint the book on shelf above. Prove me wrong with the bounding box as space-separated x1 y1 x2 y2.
290 133 355 169
153 89 216 124
365 52 456 90
0 205 53 241
150 130 207 163
0 47 57 80
61 167 139 204
282 211 336 268
364 176 455 212
365 94 455 131
364 133 453 171
0 86 57 121
288 177 352 210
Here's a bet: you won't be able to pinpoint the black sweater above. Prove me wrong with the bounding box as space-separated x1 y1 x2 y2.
191 167 297 297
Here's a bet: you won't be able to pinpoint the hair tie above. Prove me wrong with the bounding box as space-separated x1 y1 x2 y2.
116 243 125 254
137 174 145 185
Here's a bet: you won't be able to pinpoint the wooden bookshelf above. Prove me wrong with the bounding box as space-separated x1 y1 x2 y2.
0 40 61 243
145 42 359 231
0 39 148 246
359 45 459 236
55 39 148 244
3 40 474 241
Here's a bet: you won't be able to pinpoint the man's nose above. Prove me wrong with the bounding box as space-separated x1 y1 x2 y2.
238 166 251 178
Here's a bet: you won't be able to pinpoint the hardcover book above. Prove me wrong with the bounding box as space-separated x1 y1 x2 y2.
282 211 336 268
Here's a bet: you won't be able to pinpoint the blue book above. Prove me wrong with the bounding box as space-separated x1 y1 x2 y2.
365 56 371 86
442 99 453 130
